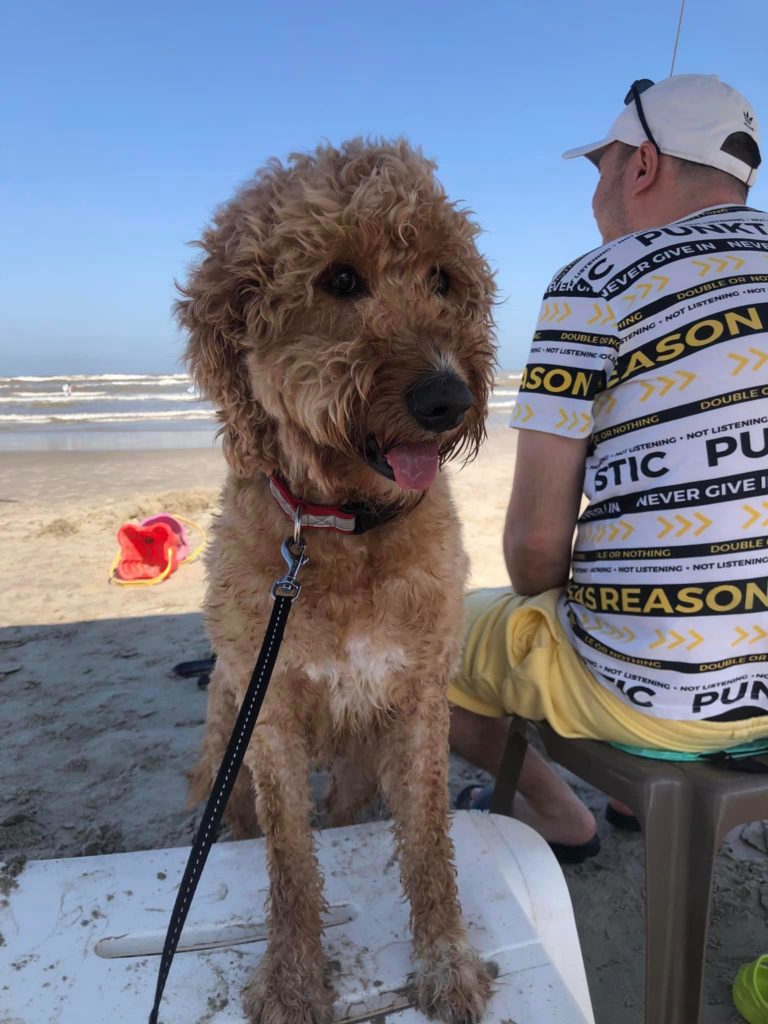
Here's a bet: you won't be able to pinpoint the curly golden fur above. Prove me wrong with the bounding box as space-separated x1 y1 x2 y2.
178 137 497 1023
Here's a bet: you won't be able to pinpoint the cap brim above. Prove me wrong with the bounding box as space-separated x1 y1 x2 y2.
561 138 611 160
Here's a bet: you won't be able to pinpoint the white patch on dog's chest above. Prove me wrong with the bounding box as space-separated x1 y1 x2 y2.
304 634 408 723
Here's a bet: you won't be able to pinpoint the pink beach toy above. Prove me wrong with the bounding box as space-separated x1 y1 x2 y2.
140 514 190 561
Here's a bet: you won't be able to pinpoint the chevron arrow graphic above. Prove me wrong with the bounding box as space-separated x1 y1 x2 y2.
732 626 750 647
649 628 666 650
649 628 703 651
657 516 674 539
693 512 712 535
731 625 768 648
743 505 760 528
687 631 704 651
729 352 751 375
742 502 768 528
595 393 617 415
673 515 692 537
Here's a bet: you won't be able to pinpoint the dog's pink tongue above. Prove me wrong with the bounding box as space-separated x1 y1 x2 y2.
384 441 440 490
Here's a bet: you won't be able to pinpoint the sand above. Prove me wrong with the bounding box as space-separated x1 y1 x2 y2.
0 424 763 1023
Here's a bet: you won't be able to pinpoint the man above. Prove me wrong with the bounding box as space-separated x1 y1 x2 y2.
449 75 768 859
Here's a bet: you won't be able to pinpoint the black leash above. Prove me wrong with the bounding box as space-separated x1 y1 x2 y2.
148 534 308 1024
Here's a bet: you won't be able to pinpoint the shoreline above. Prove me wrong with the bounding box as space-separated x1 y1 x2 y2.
0 409 515 454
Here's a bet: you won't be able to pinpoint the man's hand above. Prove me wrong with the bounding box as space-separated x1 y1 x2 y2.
504 428 589 595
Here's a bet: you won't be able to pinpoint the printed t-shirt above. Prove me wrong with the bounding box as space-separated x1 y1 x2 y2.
511 204 768 721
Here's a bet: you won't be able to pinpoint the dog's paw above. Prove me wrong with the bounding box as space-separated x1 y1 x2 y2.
412 944 495 1024
243 959 334 1024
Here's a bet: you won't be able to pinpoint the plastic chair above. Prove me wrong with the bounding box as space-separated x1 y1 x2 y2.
489 718 768 1024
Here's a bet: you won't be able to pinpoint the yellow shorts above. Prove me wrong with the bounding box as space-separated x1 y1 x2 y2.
447 587 768 754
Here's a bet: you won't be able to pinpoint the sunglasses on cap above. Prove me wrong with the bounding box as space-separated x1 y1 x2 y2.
624 79 661 155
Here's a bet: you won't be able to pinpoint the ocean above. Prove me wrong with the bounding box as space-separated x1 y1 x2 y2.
0 371 521 451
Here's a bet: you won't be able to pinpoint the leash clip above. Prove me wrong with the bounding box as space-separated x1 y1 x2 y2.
293 503 303 545
272 536 309 601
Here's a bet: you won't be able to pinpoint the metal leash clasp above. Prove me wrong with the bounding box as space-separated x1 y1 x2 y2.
271 505 309 601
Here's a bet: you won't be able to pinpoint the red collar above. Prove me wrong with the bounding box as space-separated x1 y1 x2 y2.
269 476 358 533
268 475 410 535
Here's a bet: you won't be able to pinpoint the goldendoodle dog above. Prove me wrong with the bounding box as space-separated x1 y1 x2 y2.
178 137 497 1024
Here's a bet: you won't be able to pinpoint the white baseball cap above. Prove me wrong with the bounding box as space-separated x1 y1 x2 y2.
563 74 761 187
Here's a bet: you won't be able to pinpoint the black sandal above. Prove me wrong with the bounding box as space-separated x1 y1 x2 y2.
173 655 216 689
605 803 641 832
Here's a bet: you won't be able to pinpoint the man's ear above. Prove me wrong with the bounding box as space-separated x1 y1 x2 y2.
630 141 662 196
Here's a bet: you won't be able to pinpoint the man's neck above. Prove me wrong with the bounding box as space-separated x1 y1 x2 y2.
616 196 747 241
668 196 746 222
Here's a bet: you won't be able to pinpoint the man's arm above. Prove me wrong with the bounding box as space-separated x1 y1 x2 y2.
504 428 589 596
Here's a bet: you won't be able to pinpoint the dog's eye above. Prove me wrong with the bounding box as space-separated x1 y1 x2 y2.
431 267 450 297
322 264 365 298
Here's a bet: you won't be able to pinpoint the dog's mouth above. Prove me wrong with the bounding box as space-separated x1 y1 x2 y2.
364 435 441 491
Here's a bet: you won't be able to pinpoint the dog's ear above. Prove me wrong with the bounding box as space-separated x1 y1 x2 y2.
175 203 280 478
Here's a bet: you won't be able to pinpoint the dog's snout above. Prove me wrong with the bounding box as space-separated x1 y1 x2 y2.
406 373 473 433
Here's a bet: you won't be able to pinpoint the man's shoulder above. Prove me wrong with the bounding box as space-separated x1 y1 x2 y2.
545 232 661 299
546 205 768 300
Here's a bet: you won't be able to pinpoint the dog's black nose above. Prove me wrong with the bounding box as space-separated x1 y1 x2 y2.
406 373 473 433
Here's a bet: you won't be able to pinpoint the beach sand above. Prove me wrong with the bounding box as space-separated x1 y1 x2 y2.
0 423 761 1022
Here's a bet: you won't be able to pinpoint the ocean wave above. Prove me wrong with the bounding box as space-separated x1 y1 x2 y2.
1 391 204 404
105 377 192 387
0 409 215 425
0 373 188 384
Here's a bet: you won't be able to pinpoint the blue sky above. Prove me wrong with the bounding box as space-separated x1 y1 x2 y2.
3 0 767 375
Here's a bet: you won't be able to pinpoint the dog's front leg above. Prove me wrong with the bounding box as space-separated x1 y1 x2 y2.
379 694 493 1024
242 718 333 1024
